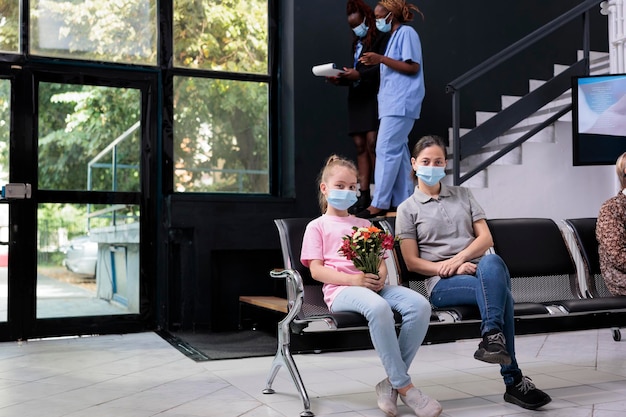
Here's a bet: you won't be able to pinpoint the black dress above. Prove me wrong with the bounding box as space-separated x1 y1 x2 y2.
347 31 391 135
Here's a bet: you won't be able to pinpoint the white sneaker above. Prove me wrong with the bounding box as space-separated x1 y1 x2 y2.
375 378 398 416
400 387 442 417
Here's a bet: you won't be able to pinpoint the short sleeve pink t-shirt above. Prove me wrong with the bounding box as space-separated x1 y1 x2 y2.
300 214 372 308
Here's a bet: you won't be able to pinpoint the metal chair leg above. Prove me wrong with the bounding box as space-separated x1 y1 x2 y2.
611 327 622 341
262 314 314 417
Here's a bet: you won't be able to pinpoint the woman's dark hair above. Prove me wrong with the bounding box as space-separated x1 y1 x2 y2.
410 135 448 182
347 0 377 50
411 135 448 159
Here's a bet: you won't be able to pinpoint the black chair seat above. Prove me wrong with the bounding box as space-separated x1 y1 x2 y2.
311 310 403 329
514 303 552 316
436 305 481 321
558 296 626 313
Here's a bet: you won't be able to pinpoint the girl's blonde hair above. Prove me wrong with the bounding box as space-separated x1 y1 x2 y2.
378 0 424 22
616 152 626 189
317 154 358 213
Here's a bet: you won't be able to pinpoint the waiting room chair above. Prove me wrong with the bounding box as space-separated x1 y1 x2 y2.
487 218 626 333
563 218 626 341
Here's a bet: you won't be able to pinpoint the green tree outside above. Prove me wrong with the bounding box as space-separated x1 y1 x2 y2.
4 0 270 194
0 1 19 53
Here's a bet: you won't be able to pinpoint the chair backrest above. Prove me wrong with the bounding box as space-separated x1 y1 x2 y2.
564 217 613 298
376 216 430 298
487 218 580 302
274 218 331 318
274 218 316 285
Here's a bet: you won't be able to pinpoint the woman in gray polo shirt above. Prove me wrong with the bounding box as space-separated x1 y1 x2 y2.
395 135 551 411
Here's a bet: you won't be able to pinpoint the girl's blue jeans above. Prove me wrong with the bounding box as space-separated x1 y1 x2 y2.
331 284 431 389
429 254 522 386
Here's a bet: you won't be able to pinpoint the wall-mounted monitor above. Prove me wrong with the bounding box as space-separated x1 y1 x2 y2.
572 73 626 166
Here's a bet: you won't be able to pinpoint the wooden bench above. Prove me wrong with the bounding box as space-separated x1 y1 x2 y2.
238 295 288 330
239 295 288 314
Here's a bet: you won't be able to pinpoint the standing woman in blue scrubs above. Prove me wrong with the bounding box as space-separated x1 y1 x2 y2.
356 0 425 218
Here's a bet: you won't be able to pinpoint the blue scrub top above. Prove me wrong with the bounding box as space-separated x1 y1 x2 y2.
378 24 425 120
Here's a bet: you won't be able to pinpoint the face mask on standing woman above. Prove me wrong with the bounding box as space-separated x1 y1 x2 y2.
376 12 392 33
352 19 368 38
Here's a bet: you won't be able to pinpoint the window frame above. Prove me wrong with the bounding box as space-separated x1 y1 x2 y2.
163 0 279 197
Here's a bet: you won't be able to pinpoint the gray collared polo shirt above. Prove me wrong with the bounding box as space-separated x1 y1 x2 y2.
396 183 486 295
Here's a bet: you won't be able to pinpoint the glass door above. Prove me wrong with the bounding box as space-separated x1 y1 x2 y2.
36 81 142 320
0 65 157 341
0 77 10 326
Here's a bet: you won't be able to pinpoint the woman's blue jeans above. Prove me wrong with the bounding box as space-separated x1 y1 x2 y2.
331 285 431 389
429 254 522 386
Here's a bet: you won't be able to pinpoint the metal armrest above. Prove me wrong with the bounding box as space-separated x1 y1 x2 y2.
266 267 314 416
270 268 304 317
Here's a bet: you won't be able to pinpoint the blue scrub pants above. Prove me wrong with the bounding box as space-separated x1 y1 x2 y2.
429 254 523 386
372 115 414 210
331 285 431 389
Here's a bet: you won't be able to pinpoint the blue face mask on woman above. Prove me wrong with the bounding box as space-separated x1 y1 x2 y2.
376 12 392 33
416 166 446 186
352 19 368 38
327 189 358 210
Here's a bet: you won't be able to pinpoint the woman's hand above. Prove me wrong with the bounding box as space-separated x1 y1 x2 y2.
353 272 385 292
325 76 340 85
339 67 360 81
438 259 476 277
437 258 465 278
456 262 477 276
359 52 383 65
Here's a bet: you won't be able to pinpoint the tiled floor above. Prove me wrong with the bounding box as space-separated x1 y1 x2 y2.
0 329 624 417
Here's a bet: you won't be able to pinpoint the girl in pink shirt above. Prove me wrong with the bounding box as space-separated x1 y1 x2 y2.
300 154 440 417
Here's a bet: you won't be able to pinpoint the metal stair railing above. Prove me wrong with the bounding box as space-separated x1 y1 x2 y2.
86 121 140 230
446 0 605 185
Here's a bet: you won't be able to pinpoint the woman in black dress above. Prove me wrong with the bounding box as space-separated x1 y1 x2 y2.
330 0 390 213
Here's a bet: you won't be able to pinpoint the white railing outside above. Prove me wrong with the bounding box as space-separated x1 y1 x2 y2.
602 0 626 73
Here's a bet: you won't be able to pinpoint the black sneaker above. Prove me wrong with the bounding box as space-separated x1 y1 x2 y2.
504 376 552 410
473 330 512 365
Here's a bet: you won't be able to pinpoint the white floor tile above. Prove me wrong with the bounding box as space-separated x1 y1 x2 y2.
0 329 622 416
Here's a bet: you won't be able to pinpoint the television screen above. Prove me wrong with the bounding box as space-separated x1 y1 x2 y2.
572 73 626 166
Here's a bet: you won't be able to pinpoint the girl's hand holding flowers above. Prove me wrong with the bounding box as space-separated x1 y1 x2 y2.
352 271 386 291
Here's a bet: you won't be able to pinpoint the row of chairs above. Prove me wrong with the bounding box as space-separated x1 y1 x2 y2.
263 217 626 417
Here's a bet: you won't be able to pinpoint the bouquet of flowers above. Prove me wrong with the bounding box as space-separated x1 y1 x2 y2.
338 225 396 275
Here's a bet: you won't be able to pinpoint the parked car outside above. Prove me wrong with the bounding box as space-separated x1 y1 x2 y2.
62 236 98 277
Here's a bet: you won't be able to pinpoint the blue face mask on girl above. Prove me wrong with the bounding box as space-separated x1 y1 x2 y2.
327 189 358 210
352 19 368 38
416 166 446 186
376 12 392 33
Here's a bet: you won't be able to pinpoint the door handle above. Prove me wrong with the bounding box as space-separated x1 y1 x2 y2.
1 183 32 200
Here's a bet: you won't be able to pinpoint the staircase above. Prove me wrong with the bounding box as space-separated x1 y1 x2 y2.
446 50 610 189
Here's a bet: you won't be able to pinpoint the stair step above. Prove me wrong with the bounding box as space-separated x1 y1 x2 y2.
448 144 522 167
495 125 555 145
553 63 569 76
529 79 546 92
442 169 488 188
446 127 472 151
479 98 570 129
577 50 610 75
